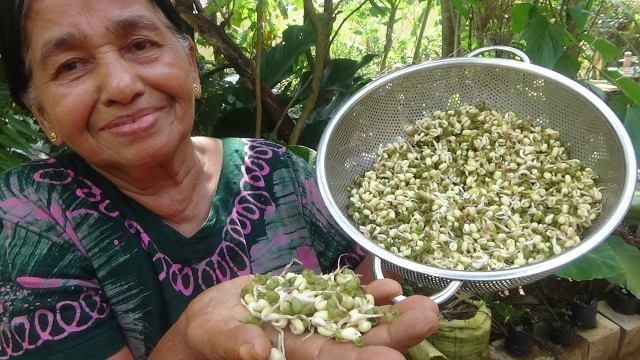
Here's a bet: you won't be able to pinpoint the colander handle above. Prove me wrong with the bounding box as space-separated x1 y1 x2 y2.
466 46 531 64
373 256 463 304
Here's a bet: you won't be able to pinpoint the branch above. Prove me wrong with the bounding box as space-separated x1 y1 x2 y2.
255 0 264 137
290 0 332 144
174 0 295 140
328 0 368 49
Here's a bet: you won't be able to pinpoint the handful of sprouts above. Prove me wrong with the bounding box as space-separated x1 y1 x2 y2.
241 264 398 360
348 105 603 271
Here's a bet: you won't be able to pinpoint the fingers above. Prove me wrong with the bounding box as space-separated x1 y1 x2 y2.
362 279 402 305
217 323 272 360
363 295 440 351
274 329 406 360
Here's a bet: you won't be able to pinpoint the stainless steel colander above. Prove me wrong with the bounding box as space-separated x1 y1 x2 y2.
316 46 637 303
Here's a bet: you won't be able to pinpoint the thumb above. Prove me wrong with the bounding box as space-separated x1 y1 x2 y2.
218 323 272 360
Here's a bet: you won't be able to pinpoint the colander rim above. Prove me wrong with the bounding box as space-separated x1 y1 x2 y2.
316 57 637 282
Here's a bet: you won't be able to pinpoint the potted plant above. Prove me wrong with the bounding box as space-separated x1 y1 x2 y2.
605 284 640 315
492 302 536 357
427 297 492 360
571 293 598 329
548 307 578 346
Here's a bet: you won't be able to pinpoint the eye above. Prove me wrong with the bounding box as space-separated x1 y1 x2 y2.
58 60 80 74
131 40 152 52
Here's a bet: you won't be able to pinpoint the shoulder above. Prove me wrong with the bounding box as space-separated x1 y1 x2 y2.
0 153 90 198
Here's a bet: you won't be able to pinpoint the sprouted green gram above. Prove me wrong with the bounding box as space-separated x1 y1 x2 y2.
347 105 603 271
241 264 398 360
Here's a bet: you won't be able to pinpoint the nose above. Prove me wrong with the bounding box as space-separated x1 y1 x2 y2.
97 53 144 106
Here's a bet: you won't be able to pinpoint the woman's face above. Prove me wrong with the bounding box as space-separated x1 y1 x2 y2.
25 0 200 170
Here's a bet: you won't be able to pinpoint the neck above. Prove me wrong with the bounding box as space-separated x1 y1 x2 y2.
92 137 221 236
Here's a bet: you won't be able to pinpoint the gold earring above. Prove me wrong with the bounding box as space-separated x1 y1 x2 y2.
50 132 57 143
194 84 201 92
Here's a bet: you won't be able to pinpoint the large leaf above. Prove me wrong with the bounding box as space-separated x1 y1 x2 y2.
605 237 640 299
610 76 640 107
622 106 640 167
260 23 316 87
297 120 329 150
568 3 590 31
368 0 388 17
511 3 534 34
553 51 581 78
554 238 625 280
624 192 640 226
450 0 469 19
520 14 566 68
320 54 377 92
287 144 316 167
580 34 620 63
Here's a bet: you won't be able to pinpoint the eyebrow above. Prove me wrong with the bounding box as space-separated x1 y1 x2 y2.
38 15 162 66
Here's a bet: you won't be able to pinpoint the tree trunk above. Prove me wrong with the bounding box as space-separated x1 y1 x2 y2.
412 0 434 64
289 0 333 145
380 0 400 72
441 0 458 58
173 0 295 141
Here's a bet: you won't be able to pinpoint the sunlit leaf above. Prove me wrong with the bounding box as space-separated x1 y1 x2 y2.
553 51 581 78
568 4 589 31
450 0 469 19
555 239 625 280
580 34 620 63
261 23 316 87
287 144 316 167
511 3 534 34
623 192 640 226
605 72 640 107
368 0 387 17
605 237 640 299
622 106 640 167
521 14 566 67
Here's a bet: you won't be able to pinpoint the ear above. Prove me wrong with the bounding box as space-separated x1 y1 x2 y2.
29 102 61 146
187 39 201 100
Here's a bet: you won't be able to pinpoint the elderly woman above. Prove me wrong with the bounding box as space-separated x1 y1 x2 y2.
0 0 439 359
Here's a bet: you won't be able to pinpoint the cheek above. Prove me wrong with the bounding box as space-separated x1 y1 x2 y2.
44 95 95 135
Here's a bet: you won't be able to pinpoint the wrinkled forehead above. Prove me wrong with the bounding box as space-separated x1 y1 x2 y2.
23 0 172 53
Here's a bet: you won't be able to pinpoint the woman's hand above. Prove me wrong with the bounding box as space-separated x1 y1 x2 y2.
151 275 439 360
275 278 439 360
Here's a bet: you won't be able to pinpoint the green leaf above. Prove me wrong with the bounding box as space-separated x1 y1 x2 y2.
554 239 625 280
260 23 316 87
580 34 620 63
521 14 566 68
606 72 640 107
553 51 581 78
368 0 388 17
605 237 640 299
0 133 28 151
1 124 33 150
320 55 377 92
287 145 317 167
450 0 470 19
622 106 640 167
623 192 640 225
511 3 534 34
297 120 329 150
568 4 589 31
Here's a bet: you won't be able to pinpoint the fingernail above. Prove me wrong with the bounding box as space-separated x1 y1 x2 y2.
239 343 259 360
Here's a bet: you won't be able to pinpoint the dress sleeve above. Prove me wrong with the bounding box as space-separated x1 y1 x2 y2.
0 190 126 359
285 150 367 273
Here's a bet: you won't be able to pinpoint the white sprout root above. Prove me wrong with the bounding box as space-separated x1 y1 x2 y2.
347 105 603 271
240 262 399 360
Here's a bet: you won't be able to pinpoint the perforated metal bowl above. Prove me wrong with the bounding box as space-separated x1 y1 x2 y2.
316 47 637 302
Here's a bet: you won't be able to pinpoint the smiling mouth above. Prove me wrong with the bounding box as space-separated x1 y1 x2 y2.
100 108 163 131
